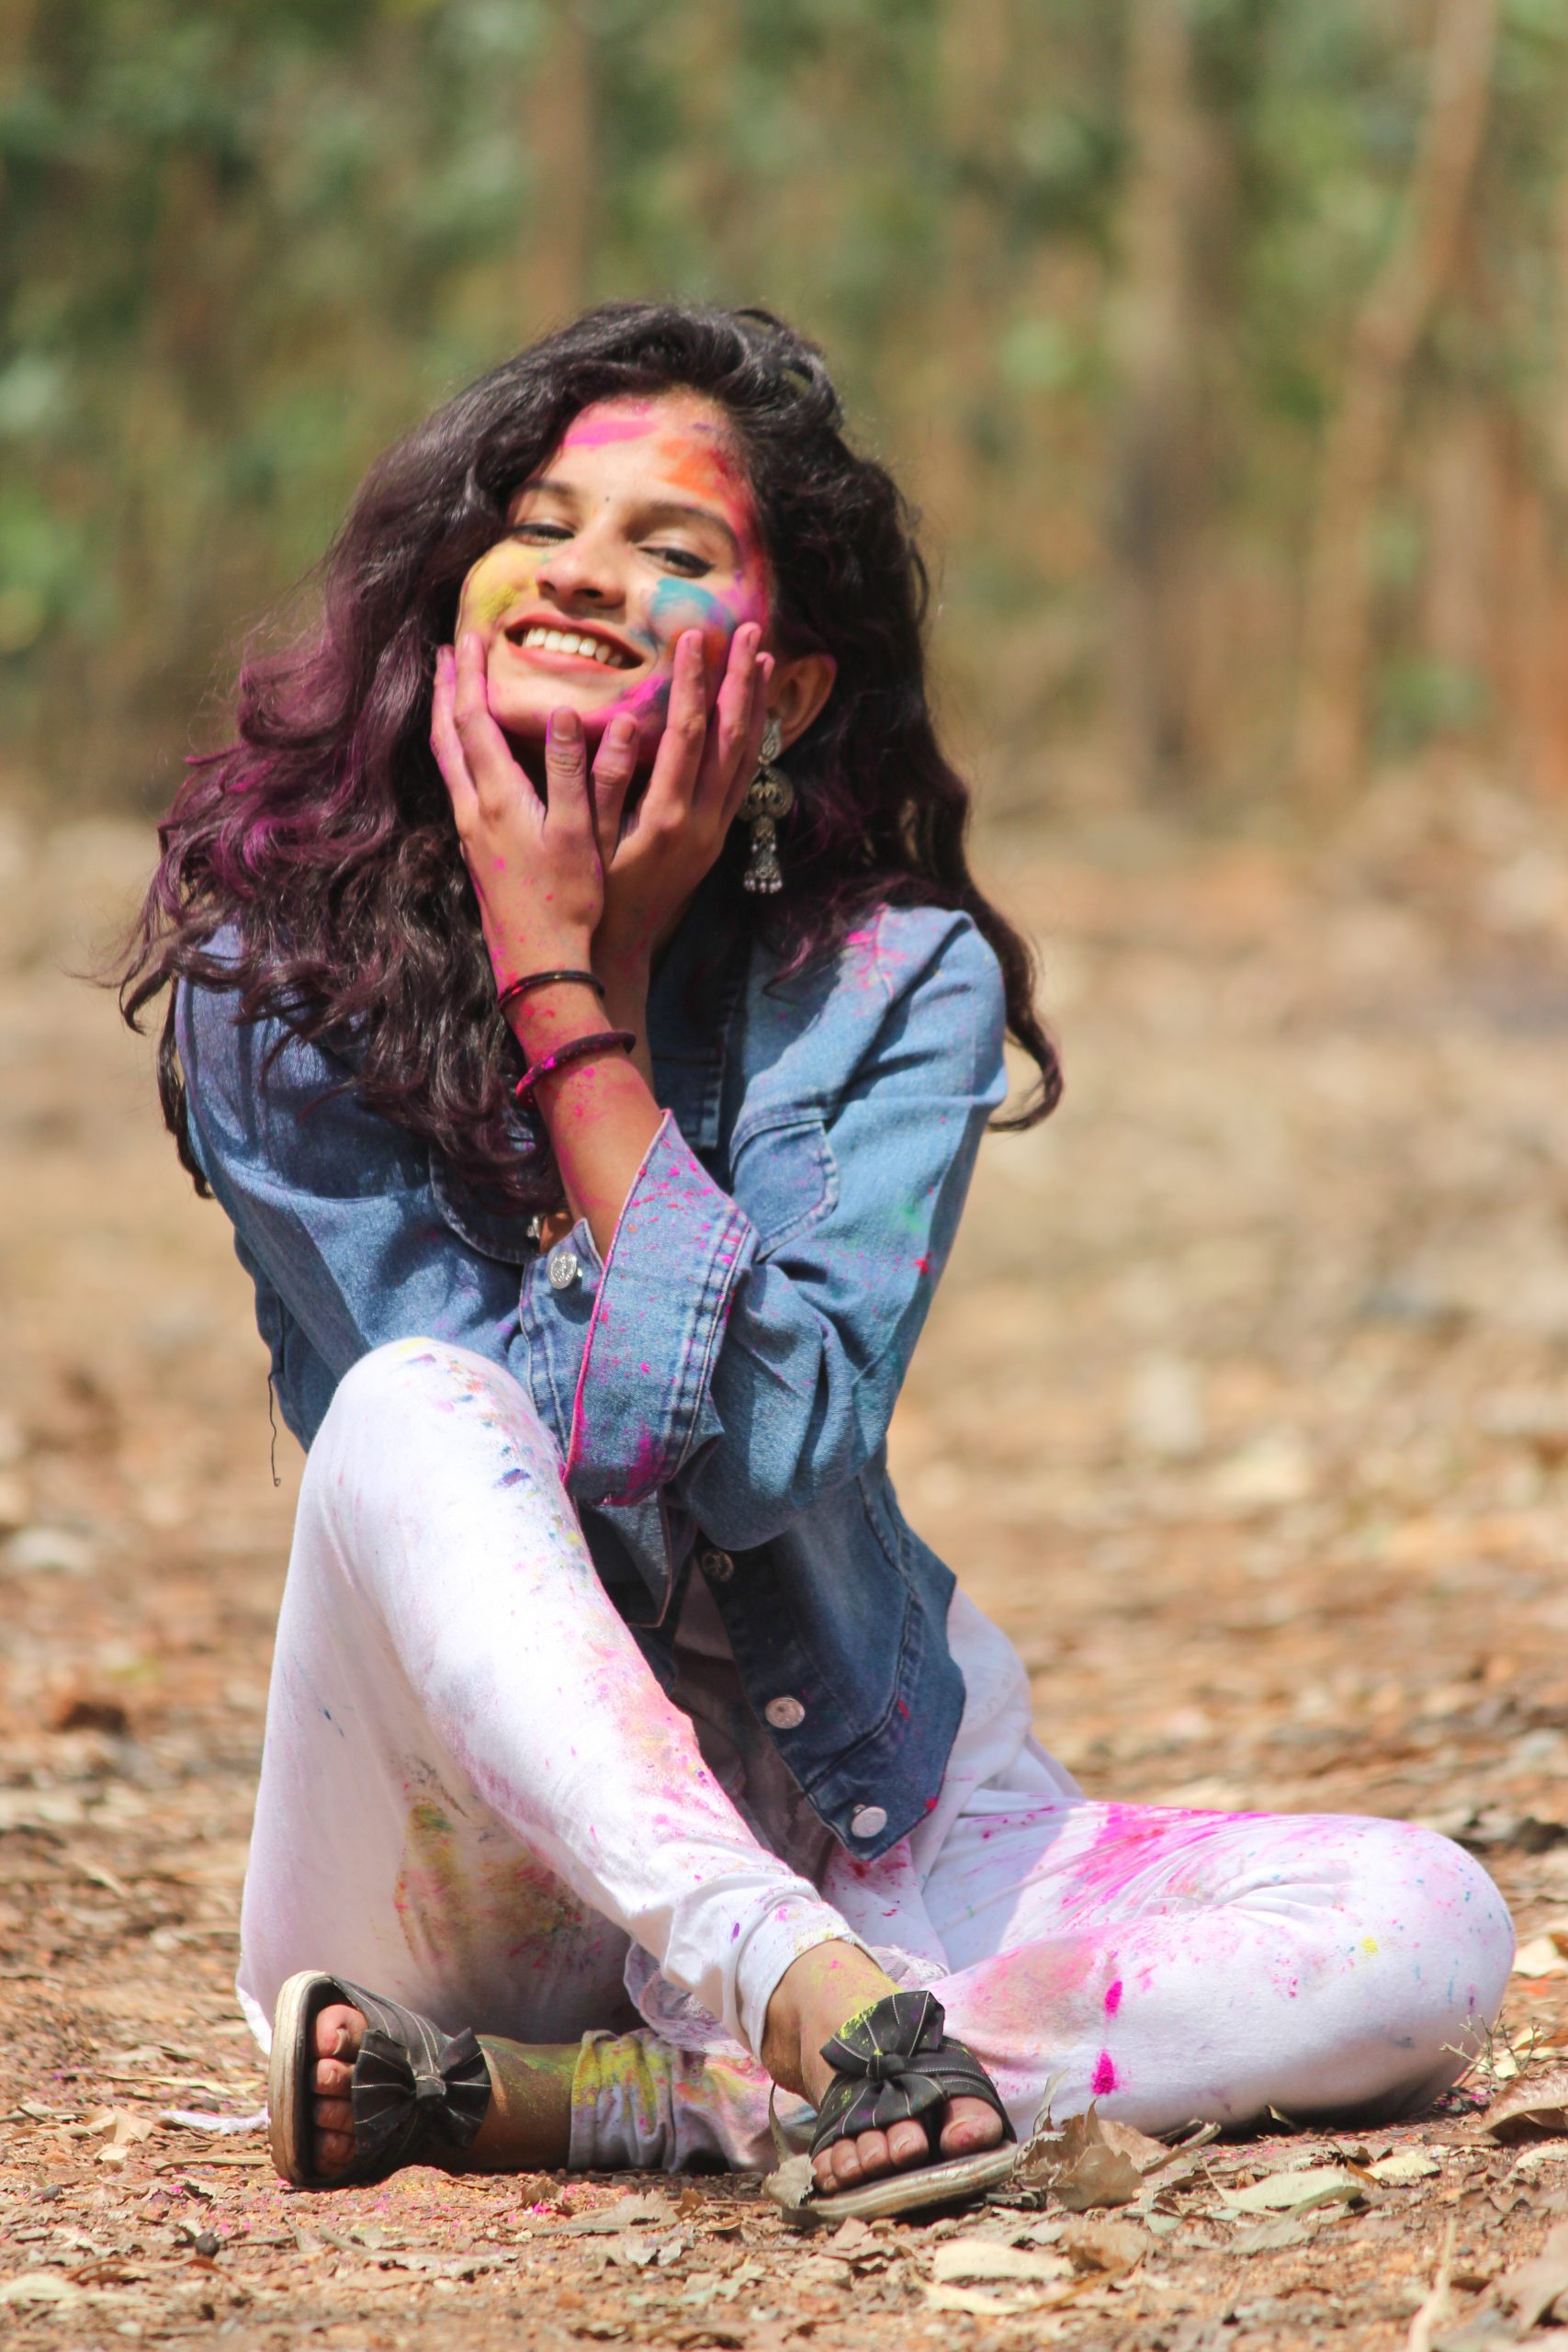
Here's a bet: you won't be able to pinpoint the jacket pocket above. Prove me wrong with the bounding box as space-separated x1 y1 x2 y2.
730 1113 838 1252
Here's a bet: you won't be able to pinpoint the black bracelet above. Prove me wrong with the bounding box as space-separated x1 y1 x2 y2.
514 1028 637 1104
497 968 605 1012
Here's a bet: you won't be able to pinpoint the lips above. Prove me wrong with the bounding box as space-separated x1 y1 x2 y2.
502 616 641 670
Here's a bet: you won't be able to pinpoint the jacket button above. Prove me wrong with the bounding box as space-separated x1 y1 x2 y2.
764 1695 806 1731
849 1804 888 1840
547 1247 580 1292
699 1547 735 1585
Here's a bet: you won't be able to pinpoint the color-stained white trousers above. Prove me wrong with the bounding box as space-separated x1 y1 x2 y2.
238 1340 1513 2174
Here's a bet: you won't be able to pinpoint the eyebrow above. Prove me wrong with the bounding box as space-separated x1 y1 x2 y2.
513 481 741 562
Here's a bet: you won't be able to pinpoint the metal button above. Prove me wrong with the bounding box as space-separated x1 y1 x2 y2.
849 1804 888 1840
763 1695 806 1731
699 1547 735 1585
547 1247 580 1292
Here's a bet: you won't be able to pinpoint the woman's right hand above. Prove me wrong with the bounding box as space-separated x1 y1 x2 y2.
432 632 640 989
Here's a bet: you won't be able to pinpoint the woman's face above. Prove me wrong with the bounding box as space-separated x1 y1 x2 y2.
456 390 773 754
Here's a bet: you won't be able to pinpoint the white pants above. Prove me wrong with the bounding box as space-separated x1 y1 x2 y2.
239 1340 1513 2173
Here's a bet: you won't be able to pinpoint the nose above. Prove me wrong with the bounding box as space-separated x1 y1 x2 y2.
536 521 626 612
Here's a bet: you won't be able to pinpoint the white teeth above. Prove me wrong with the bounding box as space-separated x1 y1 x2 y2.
516 625 626 667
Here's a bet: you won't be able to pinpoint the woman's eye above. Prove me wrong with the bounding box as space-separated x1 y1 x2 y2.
511 519 571 544
646 543 710 577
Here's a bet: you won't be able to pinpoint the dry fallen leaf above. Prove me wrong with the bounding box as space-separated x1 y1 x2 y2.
926 2283 1055 2318
1495 2220 1568 2330
1481 2069 1568 2144
1368 2148 1440 2183
931 2241 1073 2286
1097 2120 1170 2172
1222 2165 1363 2215
0 2273 83 2308
826 2217 876 2259
1512 1935 1568 1979
558 2192 675 2235
1053 2107 1144 2211
1060 2217 1147 2277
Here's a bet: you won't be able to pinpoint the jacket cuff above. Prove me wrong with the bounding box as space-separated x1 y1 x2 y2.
564 1112 752 1503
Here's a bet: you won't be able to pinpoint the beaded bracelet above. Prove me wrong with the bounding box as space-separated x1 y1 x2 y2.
513 1027 637 1104
497 968 605 1012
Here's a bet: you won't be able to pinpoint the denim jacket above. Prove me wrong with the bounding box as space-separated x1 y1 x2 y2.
177 888 1008 1860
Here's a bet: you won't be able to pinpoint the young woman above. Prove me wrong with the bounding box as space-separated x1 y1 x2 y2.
123 303 1511 2215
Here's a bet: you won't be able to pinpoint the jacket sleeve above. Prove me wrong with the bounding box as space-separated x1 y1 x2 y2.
559 910 1008 1546
175 986 566 1436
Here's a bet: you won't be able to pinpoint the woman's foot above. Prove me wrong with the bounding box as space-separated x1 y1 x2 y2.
310 1955 1005 2192
760 1943 1005 2196
305 1998 576 2177
309 2000 366 2175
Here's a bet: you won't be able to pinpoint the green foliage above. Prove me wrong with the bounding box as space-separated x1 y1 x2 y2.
1 0 1564 806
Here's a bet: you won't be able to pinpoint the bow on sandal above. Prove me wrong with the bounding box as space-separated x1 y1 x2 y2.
267 1969 492 2188
773 1987 1019 2225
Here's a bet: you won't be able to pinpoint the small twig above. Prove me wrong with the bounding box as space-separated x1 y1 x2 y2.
1141 2121 1222 2178
1406 2217 1457 2352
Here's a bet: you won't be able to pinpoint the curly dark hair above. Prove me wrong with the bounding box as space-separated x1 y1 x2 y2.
120 300 1061 1216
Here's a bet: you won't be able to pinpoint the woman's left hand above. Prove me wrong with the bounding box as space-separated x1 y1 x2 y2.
589 623 773 994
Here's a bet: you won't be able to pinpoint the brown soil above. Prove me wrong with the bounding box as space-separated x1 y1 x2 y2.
4 774 1568 2347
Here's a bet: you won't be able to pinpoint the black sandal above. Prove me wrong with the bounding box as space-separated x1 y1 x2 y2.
772 1987 1019 2224
267 1969 492 2188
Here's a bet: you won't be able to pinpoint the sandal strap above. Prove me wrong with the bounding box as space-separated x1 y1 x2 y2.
333 1976 491 2171
808 1988 1015 2156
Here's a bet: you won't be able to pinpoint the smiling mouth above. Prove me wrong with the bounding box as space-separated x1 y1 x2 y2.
504 622 639 670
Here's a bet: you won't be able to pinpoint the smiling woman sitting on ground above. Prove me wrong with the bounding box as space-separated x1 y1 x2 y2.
120 302 1513 2218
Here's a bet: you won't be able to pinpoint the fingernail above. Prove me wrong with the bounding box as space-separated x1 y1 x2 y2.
548 708 581 742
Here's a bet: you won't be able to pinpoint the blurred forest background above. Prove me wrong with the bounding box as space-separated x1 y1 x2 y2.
1 0 1566 820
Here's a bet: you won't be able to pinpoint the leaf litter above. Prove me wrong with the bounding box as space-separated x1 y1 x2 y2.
9 797 1568 2344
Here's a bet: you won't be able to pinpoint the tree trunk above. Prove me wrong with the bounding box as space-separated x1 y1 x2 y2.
519 0 595 335
678 0 750 297
0 0 39 219
1109 0 1215 798
1291 0 1502 809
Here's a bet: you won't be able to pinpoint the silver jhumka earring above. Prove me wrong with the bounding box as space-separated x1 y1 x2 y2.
739 718 793 895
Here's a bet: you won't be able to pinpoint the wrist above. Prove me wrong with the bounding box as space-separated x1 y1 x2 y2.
593 939 651 1028
502 975 608 1057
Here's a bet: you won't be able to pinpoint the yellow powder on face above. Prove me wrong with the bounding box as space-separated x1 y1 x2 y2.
458 542 539 635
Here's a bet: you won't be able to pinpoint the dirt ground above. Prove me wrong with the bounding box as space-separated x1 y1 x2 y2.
4 769 1568 2349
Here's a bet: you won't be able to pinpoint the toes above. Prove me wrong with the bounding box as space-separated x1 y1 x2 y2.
312 2001 365 2063
886 2118 930 2169
939 2094 1006 2158
309 2003 365 2176
845 2129 893 2182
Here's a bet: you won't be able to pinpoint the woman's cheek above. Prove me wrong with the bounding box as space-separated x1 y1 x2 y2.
457 544 538 637
647 578 766 694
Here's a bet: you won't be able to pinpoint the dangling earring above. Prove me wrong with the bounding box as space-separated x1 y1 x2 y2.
739 718 793 896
